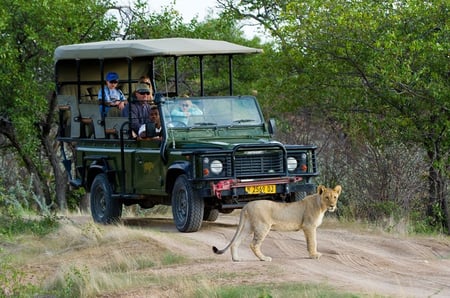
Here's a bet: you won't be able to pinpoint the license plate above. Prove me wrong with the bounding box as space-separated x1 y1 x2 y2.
245 185 276 194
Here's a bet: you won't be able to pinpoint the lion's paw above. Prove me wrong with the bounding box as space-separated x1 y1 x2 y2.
260 256 272 262
309 252 322 260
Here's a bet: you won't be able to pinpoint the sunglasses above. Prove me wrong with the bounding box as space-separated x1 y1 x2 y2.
182 104 190 107
138 92 150 95
109 80 118 84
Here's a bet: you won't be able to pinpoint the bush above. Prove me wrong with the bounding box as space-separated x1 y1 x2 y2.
0 180 58 238
276 112 430 230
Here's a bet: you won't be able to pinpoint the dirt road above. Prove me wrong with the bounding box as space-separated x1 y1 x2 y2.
123 213 450 297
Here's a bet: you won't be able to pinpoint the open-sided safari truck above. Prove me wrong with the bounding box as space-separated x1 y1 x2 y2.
54 38 319 232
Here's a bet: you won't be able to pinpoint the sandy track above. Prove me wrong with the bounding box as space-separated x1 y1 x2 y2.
122 214 450 297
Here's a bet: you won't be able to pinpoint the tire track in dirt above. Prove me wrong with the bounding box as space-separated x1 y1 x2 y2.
320 229 450 296
119 214 450 297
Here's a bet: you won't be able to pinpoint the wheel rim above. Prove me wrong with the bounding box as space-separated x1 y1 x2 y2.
94 184 106 218
174 188 188 223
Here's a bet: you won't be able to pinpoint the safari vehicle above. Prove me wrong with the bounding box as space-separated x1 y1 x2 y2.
54 38 319 232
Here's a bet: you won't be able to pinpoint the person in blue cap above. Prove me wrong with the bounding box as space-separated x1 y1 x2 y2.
98 72 127 117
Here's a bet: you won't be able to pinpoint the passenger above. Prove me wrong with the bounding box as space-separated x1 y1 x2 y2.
138 76 152 94
170 99 203 125
98 72 127 117
121 75 153 117
138 105 162 139
129 83 153 136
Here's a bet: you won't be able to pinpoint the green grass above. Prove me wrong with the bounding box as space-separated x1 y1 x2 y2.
201 282 370 298
0 214 59 238
162 252 187 265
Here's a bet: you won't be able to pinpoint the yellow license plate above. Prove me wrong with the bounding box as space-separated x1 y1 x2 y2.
245 185 276 194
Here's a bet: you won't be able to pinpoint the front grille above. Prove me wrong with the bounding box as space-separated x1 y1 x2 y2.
234 149 284 177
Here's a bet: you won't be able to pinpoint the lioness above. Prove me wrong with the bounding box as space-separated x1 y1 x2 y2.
212 185 342 262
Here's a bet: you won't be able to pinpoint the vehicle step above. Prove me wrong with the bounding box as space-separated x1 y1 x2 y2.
69 179 82 188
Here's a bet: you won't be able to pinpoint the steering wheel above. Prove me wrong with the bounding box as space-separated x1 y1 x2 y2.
167 121 187 128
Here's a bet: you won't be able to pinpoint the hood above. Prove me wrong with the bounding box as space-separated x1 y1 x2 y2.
173 138 280 151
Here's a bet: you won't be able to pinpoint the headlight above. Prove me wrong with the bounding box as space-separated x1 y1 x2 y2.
287 157 298 172
210 160 223 175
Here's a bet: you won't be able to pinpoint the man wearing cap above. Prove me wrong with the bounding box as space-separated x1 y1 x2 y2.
129 83 154 136
98 71 127 117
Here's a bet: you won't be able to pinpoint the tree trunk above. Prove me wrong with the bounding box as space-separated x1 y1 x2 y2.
43 136 68 211
441 180 450 235
42 92 68 211
427 149 449 234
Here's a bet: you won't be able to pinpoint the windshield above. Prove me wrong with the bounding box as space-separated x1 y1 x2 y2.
162 96 264 128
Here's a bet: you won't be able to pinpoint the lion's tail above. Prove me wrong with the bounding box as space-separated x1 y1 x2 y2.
212 208 247 255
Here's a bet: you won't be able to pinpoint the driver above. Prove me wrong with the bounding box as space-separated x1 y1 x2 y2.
170 99 202 125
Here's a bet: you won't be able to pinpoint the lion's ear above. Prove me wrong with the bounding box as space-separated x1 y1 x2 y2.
317 185 326 195
333 185 342 195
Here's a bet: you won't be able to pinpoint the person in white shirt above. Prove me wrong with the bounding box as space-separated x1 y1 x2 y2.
138 105 162 139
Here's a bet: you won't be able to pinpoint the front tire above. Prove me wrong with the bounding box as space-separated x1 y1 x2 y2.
90 173 122 224
171 175 204 232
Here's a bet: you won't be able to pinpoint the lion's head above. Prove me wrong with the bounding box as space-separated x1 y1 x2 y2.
317 185 342 212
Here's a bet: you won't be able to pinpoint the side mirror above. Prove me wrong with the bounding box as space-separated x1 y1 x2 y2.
268 118 276 135
145 122 157 138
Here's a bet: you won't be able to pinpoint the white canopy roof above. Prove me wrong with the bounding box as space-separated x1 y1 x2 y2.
54 38 263 61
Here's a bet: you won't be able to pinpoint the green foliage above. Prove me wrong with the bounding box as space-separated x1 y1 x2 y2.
54 265 91 298
0 214 58 238
126 0 187 39
410 201 447 234
0 179 58 238
366 201 402 222
409 211 442 234
266 0 449 130
66 188 87 211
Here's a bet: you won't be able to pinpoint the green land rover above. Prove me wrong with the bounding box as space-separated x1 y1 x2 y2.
55 38 319 232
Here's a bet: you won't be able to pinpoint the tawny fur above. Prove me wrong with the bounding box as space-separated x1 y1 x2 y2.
212 185 342 262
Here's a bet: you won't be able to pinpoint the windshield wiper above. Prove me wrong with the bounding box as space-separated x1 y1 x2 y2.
232 119 256 124
193 122 218 126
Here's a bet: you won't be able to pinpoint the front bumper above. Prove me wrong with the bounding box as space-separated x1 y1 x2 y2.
210 176 314 200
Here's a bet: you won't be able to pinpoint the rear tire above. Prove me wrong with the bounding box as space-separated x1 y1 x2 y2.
287 191 307 202
171 175 204 232
90 173 122 224
294 191 307 201
203 208 219 222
